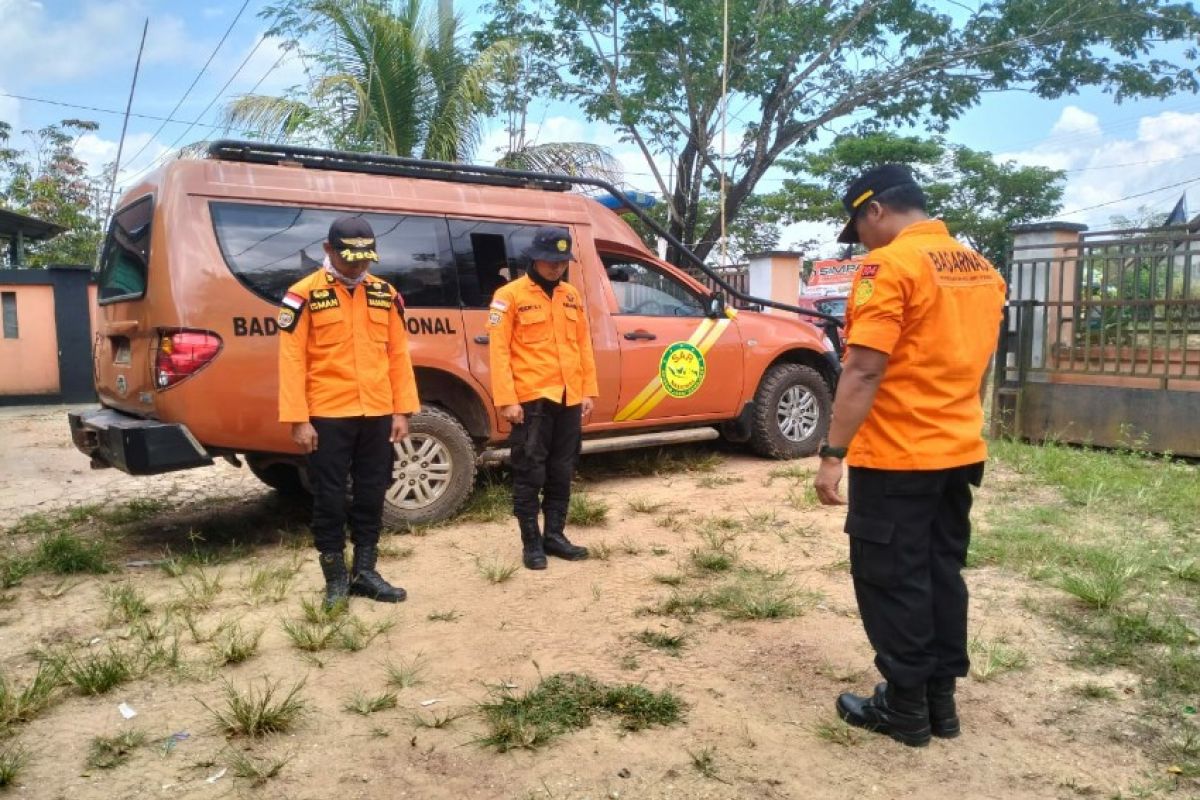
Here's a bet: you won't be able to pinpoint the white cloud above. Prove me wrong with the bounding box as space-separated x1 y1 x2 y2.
0 0 208 83
73 130 169 186
1000 106 1200 227
228 36 309 101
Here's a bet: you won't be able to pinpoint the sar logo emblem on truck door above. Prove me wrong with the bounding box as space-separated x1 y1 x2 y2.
659 342 706 398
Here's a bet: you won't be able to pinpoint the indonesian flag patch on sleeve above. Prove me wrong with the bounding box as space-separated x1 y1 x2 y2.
393 291 406 319
278 292 305 333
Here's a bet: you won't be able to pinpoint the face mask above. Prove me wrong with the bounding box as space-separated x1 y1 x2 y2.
324 254 367 287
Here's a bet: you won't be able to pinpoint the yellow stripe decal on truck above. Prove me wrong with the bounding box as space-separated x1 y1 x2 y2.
614 318 732 422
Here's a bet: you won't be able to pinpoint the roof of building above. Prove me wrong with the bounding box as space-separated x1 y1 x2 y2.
0 207 66 241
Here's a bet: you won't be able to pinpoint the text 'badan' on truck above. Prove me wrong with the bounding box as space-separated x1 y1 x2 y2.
69 141 843 526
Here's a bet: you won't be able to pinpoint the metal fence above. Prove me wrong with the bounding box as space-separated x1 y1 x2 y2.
994 224 1200 455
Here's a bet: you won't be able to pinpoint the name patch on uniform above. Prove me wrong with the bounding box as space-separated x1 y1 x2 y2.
859 264 880 279
309 288 341 312
925 248 997 286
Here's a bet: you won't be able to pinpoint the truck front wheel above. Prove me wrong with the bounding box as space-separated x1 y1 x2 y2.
748 363 831 459
382 405 477 528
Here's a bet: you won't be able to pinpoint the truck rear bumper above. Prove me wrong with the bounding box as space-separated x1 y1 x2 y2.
68 407 213 475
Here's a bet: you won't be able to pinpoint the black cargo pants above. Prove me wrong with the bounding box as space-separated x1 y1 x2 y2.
845 463 985 689
308 415 393 553
509 398 582 519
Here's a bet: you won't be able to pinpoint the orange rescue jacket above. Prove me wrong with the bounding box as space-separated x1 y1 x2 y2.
487 274 599 408
278 268 420 423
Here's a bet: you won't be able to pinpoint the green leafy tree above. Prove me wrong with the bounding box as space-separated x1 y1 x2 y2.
768 132 1065 265
481 0 1200 267
224 0 512 160
0 119 108 268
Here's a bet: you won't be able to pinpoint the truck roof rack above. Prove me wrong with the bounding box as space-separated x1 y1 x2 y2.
206 139 843 342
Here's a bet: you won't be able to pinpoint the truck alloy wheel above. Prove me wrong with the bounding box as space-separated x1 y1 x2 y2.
382 406 477 527
748 363 832 459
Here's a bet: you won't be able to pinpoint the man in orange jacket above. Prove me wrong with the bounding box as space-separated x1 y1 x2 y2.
488 226 598 570
813 165 1006 746
278 217 420 608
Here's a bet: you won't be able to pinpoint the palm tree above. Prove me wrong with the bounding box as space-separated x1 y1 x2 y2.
223 0 510 161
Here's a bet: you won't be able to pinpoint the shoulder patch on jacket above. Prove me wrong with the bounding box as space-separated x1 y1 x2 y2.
278 291 305 333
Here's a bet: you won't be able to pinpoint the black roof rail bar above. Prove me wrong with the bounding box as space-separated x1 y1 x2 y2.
207 139 844 347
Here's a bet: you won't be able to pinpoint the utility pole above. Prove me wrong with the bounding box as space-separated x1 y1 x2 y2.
104 18 149 229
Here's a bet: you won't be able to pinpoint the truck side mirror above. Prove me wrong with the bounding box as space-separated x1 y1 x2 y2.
708 293 726 318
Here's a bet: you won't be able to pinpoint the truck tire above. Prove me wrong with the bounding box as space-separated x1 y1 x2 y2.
247 458 309 496
748 363 831 459
382 405 477 527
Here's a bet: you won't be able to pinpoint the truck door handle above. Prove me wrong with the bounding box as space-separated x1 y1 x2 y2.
624 330 657 341
473 334 490 345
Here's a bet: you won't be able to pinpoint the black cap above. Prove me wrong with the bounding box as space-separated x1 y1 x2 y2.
836 164 922 244
328 216 379 263
524 226 573 262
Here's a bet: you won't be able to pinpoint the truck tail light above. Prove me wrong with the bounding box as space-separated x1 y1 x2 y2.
155 330 222 389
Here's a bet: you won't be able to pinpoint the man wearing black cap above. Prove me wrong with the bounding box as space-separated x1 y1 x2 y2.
279 216 420 608
811 165 1007 746
487 226 599 570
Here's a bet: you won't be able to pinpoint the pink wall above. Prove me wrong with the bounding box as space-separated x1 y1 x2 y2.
0 284 61 395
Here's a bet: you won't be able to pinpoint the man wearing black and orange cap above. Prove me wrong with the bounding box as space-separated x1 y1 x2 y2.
488 226 598 570
278 216 420 609
812 165 1006 746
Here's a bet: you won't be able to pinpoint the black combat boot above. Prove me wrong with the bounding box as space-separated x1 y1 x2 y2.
836 682 931 747
318 550 350 611
348 544 407 602
518 516 547 570
542 509 588 561
927 677 960 738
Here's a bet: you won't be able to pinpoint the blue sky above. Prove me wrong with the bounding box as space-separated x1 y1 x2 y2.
2 0 1198 254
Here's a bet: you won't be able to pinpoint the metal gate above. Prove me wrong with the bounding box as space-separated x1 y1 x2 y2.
993 223 1200 456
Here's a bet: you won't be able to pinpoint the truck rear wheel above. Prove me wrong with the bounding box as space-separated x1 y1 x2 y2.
748 363 831 459
382 405 477 527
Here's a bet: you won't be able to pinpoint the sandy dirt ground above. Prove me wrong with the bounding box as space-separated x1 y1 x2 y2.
0 406 1165 800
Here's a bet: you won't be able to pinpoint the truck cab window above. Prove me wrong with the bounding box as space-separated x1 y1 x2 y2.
97 196 154 303
602 256 705 317
448 219 542 307
210 202 455 307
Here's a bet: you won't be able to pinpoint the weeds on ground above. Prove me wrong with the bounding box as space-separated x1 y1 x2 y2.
384 653 428 689
568 494 609 527
281 604 389 654
477 672 684 751
653 573 686 587
580 446 723 479
212 623 264 666
52 646 138 695
378 543 415 560
696 474 742 489
590 541 613 561
627 497 665 514
412 708 465 729
228 748 291 787
0 661 61 730
765 464 812 486
650 569 818 621
618 537 643 556
813 716 863 746
99 498 169 526
475 556 518 584
34 531 111 575
86 729 147 769
173 568 224 611
635 629 687 656
245 559 302 604
201 678 307 737
690 549 734 573
104 583 151 626
968 636 1029 682
1071 682 1117 701
1060 554 1142 610
0 741 27 787
343 690 398 716
427 610 461 622
688 746 721 780
457 481 512 524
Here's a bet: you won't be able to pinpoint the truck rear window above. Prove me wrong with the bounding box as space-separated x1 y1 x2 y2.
98 196 153 303
210 202 456 307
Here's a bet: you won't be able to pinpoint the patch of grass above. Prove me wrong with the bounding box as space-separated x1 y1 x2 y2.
1060 554 1142 610
173 568 224 611
1071 682 1117 701
568 494 609 527
784 484 818 510
201 678 307 738
617 537 643 556
652 573 686 587
0 741 27 787
343 690 398 716
300 596 345 624
968 636 1029 682
212 623 263 666
86 729 147 769
245 560 302 604
696 474 742 489
743 509 779 531
813 716 863 746
590 541 612 561
55 646 137 696
654 515 685 533
618 653 640 671
582 446 723 478
384 653 428 689
104 583 151 626
281 619 340 652
99 498 169 526
690 549 734 573
477 672 684 751
412 708 465 729
228 749 291 787
378 543 415 560
34 531 111 575
0 555 34 589
335 617 392 652
765 463 812 486
0 662 61 730
427 610 460 623
688 746 720 780
627 497 665 514
634 629 687 656
457 481 512 523
475 556 518 585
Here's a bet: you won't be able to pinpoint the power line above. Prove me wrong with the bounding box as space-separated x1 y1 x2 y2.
0 92 242 130
121 0 253 168
1059 173 1200 217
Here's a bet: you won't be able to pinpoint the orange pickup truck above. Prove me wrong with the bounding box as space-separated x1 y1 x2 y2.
69 141 840 525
